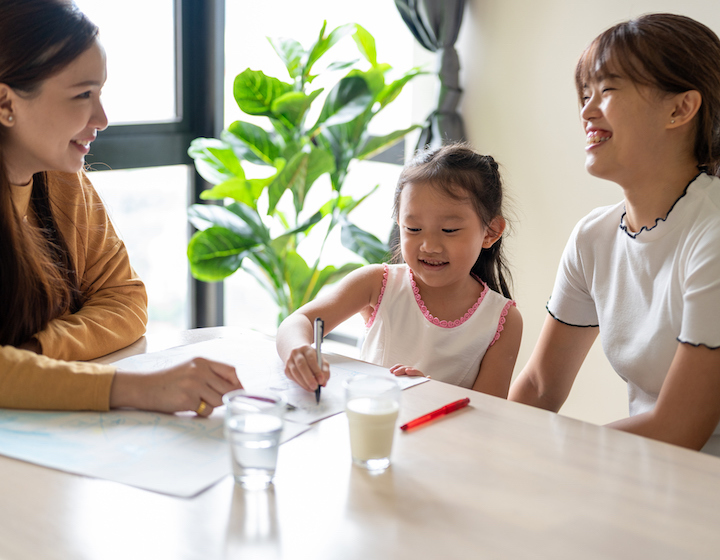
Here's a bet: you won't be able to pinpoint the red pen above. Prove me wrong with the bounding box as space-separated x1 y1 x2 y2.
399 398 470 431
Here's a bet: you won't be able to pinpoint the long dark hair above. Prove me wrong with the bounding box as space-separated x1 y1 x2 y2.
575 13 720 177
0 0 98 346
393 143 513 299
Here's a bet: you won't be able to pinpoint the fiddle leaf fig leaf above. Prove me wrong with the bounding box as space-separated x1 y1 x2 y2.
356 125 420 161
225 121 279 165
188 138 244 185
187 227 256 282
267 149 310 214
271 89 323 128
267 36 305 79
341 220 390 264
314 75 372 129
234 69 292 116
352 24 377 66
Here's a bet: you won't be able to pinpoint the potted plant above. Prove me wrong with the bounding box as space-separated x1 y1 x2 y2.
187 21 422 324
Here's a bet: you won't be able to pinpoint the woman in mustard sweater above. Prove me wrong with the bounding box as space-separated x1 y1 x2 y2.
0 0 241 415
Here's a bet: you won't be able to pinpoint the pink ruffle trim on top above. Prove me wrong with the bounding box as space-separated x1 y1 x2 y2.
409 267 489 329
365 264 389 328
489 300 516 346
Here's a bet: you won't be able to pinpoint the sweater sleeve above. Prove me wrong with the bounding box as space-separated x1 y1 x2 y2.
0 345 115 411
34 172 148 361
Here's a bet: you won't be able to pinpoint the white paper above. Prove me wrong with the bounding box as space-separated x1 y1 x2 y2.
0 407 309 497
0 335 426 497
113 336 428 424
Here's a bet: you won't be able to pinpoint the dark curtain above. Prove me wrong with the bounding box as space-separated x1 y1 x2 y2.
395 0 467 149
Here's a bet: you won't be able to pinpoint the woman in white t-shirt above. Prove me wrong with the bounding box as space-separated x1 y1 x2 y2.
509 13 720 455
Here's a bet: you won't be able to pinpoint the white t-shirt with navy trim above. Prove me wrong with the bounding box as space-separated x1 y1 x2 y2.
548 172 720 453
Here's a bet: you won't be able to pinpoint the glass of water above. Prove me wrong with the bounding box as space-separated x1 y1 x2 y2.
223 389 287 490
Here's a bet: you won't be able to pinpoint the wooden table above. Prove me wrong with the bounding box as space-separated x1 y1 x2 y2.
2 327 720 560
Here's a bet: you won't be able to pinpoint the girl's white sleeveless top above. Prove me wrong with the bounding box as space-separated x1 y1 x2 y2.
359 264 514 388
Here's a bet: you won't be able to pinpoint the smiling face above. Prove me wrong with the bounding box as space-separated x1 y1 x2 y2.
580 69 677 186
397 181 491 294
3 40 108 184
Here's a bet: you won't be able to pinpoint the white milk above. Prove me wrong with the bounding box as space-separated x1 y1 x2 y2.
345 397 400 462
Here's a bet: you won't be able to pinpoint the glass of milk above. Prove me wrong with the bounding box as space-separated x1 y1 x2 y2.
344 375 401 472
223 389 287 490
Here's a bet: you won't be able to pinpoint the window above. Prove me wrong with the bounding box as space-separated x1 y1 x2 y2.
80 0 226 337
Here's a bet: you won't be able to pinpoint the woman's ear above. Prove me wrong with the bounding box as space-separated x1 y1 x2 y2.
483 216 506 249
0 84 17 127
668 90 702 128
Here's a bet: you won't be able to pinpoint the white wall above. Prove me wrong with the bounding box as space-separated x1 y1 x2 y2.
455 0 720 424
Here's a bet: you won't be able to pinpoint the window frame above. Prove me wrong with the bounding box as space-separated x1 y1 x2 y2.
85 0 225 328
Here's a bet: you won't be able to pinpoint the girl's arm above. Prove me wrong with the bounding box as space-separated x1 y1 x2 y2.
276 264 385 392
508 315 599 410
607 343 720 450
472 305 523 398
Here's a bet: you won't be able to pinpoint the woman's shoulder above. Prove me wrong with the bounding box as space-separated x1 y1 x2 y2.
568 200 625 243
46 171 98 205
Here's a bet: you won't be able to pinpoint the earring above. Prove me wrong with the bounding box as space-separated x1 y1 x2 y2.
671 119 675 124
7 115 12 122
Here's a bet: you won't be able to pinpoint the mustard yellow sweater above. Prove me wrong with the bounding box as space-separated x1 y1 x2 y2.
0 171 148 410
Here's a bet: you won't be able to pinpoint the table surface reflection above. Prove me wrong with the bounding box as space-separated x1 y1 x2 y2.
2 327 720 560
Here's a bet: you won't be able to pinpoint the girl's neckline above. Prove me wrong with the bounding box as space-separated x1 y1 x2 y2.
408 267 489 329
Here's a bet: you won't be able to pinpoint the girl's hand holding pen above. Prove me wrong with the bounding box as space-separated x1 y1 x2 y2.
284 344 330 393
389 364 431 379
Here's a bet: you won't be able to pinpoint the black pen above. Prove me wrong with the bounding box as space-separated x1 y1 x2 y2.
314 317 324 403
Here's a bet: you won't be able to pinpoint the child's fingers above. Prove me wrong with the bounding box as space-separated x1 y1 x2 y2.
317 359 331 386
390 364 409 376
285 346 324 392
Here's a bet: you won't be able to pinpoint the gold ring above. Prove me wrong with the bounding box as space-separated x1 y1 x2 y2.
195 400 209 415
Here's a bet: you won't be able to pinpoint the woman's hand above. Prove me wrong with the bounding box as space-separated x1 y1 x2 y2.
283 344 330 393
109 357 242 416
389 364 430 378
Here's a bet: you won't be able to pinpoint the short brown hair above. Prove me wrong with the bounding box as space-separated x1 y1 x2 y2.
575 13 720 176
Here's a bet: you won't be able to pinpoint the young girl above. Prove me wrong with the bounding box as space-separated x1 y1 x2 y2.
509 14 720 455
0 0 241 415
277 144 522 397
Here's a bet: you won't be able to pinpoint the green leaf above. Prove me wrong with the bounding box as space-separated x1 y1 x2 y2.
347 65 389 97
303 22 356 78
267 36 305 79
225 121 279 165
352 24 377 66
318 194 355 216
188 203 254 235
271 89 323 128
314 75 372 129
226 202 272 243
341 221 390 264
188 138 244 185
283 251 313 311
294 147 335 212
187 227 257 282
356 125 420 161
267 149 310 214
234 69 292 116
376 67 426 109
199 177 267 209
308 262 362 302
327 59 360 72
332 185 381 217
